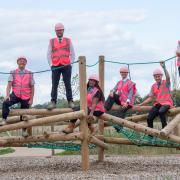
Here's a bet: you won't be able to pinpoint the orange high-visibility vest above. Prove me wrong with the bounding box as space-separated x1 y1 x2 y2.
152 80 173 107
50 37 71 66
117 80 136 107
12 69 32 100
87 87 105 112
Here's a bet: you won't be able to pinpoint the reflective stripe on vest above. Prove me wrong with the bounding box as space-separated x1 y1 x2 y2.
12 69 32 100
117 79 136 107
87 87 105 112
51 38 71 66
152 80 173 106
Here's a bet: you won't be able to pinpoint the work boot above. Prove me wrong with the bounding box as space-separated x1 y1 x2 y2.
22 129 29 138
62 123 75 134
0 119 7 126
47 101 56 110
68 100 75 108
88 124 96 135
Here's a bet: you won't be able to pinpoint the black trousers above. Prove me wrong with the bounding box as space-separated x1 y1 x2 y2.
105 94 131 118
178 67 180 77
2 92 29 120
70 106 104 124
51 65 73 103
147 104 170 129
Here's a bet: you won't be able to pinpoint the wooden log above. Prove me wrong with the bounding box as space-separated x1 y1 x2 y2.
98 55 105 162
96 136 180 148
90 136 108 150
126 114 148 122
0 108 73 116
79 56 89 171
0 132 83 146
160 114 180 137
0 110 85 133
101 113 180 144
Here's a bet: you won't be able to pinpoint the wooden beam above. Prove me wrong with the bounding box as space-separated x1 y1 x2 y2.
79 56 89 171
0 110 85 133
0 132 83 146
90 136 108 150
101 113 180 144
0 108 73 116
160 114 180 137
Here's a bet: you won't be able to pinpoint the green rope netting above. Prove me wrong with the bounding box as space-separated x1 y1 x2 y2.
113 124 180 148
24 142 96 151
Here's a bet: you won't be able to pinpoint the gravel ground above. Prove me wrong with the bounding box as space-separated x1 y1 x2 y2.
0 155 179 180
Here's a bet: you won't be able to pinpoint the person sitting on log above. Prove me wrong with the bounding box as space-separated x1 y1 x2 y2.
1 56 35 137
138 61 173 129
104 66 136 119
62 75 105 134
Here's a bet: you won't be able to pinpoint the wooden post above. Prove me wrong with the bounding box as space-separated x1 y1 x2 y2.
51 125 55 155
98 55 105 162
79 56 89 171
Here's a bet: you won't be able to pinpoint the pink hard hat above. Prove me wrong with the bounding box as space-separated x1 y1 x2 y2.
17 56 27 62
120 66 129 73
88 75 99 82
55 23 64 31
153 69 163 76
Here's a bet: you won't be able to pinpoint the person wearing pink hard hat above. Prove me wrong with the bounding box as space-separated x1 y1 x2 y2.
62 75 105 134
105 66 136 119
47 22 75 110
1 56 35 137
176 40 180 76
138 61 173 131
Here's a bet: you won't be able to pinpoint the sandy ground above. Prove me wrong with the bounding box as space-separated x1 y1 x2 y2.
0 155 179 180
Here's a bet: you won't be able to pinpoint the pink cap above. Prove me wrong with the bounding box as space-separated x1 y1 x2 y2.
17 56 27 61
153 69 163 76
88 75 99 82
55 23 64 31
120 66 129 73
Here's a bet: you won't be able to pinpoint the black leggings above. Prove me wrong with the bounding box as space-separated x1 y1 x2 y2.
105 94 131 118
70 106 104 124
147 104 170 129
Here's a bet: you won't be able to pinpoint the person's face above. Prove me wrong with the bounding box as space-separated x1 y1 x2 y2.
88 79 96 87
17 59 27 69
120 72 128 79
154 74 162 83
55 29 64 38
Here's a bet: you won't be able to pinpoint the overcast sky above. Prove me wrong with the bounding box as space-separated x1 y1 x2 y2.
0 0 179 104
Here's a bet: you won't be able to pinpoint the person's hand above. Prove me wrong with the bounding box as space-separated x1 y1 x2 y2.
28 99 33 106
160 61 165 68
122 103 128 109
4 96 10 101
109 90 114 97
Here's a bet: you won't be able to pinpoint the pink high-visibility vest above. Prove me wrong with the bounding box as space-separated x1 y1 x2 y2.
12 69 32 100
50 37 71 66
117 80 136 107
87 87 105 112
152 80 173 107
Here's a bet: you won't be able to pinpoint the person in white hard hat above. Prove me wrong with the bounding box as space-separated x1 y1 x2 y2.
105 66 136 119
62 75 105 134
1 56 35 137
138 61 173 130
47 23 75 110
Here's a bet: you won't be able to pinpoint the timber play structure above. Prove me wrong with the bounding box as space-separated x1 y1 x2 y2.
0 56 180 171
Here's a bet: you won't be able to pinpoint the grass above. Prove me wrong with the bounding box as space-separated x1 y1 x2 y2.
0 148 15 155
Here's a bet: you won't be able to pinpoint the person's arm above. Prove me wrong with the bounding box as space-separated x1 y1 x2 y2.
138 96 153 106
87 97 99 120
70 40 75 63
160 61 170 84
47 41 52 66
110 82 119 97
28 86 34 106
5 82 12 101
